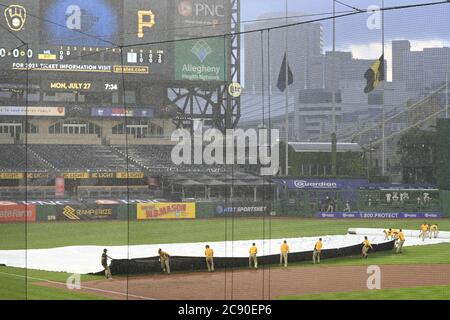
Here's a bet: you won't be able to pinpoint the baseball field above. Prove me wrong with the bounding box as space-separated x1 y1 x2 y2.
1 218 450 300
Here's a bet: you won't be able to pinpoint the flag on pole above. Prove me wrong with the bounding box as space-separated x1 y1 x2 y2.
363 54 385 93
277 52 294 92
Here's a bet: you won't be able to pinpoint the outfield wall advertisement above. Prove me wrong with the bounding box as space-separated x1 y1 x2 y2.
58 204 117 220
137 202 196 220
315 212 443 219
214 203 271 217
0 204 36 222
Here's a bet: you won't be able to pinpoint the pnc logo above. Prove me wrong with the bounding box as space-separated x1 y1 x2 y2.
178 0 225 18
178 0 193 17
4 4 26 31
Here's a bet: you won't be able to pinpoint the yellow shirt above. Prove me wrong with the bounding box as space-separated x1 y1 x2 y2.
430 225 438 231
384 229 392 236
249 246 258 255
420 224 429 232
159 251 169 261
205 248 214 257
281 243 289 253
314 241 323 251
363 239 372 248
398 232 405 241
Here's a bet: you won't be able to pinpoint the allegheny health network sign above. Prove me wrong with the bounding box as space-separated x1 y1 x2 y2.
175 38 226 81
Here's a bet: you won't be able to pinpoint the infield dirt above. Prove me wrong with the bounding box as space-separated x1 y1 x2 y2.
35 264 450 300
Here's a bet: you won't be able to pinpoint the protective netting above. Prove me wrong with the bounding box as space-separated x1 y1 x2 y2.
0 0 449 300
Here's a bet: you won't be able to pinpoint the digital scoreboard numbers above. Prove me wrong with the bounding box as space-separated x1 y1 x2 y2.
0 0 171 79
0 45 166 76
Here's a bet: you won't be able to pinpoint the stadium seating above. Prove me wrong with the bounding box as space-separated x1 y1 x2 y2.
0 144 49 172
111 144 263 175
26 134 102 145
28 145 141 172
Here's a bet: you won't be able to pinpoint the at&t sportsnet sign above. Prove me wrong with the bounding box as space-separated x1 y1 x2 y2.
315 212 443 219
215 204 271 217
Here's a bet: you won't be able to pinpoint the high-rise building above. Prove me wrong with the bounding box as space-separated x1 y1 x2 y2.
392 40 450 93
244 13 323 93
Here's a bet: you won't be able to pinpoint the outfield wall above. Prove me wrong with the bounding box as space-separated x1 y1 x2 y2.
440 190 450 216
1 197 448 223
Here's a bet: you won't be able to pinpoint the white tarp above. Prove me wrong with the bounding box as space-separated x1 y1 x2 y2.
0 234 390 274
349 228 450 241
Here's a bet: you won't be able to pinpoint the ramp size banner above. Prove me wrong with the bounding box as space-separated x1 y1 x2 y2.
57 204 117 220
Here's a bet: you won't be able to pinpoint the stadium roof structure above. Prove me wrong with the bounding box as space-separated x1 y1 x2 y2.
288 142 363 153
203 179 228 186
178 179 204 186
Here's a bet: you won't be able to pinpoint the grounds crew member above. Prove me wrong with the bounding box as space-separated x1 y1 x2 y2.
101 249 113 279
383 228 393 240
391 229 400 239
205 245 214 272
249 243 258 269
280 240 289 267
429 224 439 238
396 229 405 254
420 222 429 241
313 238 323 264
158 248 171 274
361 236 373 258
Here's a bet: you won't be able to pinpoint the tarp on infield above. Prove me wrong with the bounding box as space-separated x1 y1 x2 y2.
0 234 395 274
108 240 395 275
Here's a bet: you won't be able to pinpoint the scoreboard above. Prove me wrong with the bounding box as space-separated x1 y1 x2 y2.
0 0 231 83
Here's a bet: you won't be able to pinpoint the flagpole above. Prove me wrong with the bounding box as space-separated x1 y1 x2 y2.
331 0 337 177
332 0 336 133
285 0 289 176
381 0 386 177
446 71 448 118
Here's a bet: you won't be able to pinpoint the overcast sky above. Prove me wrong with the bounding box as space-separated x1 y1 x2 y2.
240 0 450 81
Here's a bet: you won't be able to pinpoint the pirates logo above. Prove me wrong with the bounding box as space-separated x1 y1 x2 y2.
4 4 26 31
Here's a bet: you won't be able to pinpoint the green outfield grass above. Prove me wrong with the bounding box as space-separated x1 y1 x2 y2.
1 218 449 300
287 242 450 268
279 284 450 300
1 218 449 250
0 266 108 300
